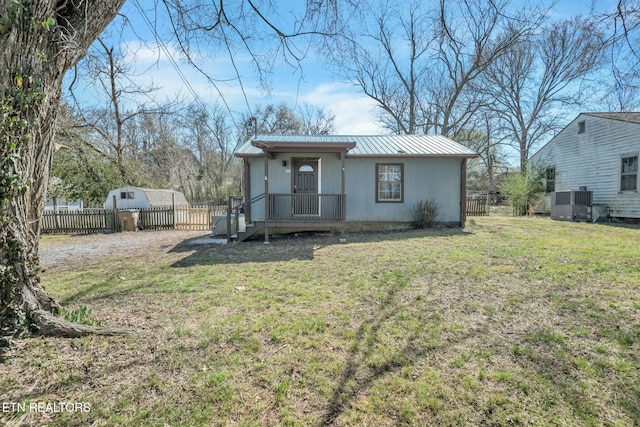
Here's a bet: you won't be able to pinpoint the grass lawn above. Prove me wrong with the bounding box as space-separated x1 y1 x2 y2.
1 216 639 426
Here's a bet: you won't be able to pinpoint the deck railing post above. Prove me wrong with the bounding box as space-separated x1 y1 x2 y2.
227 196 233 244
234 197 240 235
112 195 119 232
171 193 177 229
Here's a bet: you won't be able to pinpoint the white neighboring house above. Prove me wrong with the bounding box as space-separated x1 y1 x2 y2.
530 112 640 220
44 197 83 212
45 177 83 212
103 186 189 210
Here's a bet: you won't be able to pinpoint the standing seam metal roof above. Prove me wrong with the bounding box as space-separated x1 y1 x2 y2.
236 134 476 157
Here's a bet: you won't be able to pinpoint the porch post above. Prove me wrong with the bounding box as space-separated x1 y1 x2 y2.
264 150 270 243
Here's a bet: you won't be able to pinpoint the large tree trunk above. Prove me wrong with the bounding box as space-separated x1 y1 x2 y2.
1 0 126 336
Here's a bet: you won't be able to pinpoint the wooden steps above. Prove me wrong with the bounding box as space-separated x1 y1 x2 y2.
233 221 264 242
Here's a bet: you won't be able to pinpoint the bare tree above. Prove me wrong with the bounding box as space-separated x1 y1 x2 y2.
125 111 195 192
455 114 509 196
596 0 640 110
0 0 346 337
335 1 433 134
72 37 175 181
480 17 606 172
1 0 128 337
180 103 240 201
242 102 335 138
252 103 305 135
299 103 336 135
52 105 127 205
331 0 544 136
430 0 544 136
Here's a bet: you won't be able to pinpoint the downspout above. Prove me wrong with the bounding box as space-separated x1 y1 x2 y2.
263 150 270 243
243 158 251 223
341 150 346 221
460 158 467 227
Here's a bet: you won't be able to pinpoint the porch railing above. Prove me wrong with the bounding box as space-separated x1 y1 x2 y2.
267 193 346 222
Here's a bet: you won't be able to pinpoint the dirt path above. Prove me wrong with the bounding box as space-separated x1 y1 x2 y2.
39 230 210 272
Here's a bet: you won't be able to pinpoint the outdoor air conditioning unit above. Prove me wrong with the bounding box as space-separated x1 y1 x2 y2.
550 190 593 221
212 214 245 236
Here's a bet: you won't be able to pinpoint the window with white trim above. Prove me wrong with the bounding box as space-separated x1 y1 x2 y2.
545 167 556 193
621 156 638 191
376 163 403 202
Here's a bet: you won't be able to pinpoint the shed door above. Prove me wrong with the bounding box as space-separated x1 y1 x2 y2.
293 159 319 215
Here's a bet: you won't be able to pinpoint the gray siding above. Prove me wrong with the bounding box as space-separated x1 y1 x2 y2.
345 157 461 222
247 154 463 223
247 153 343 220
531 114 640 218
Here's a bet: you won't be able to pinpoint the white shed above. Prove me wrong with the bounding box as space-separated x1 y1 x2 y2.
104 186 189 210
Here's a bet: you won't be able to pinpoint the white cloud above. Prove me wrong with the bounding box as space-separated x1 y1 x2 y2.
297 83 384 135
119 41 384 133
113 40 263 109
73 38 385 134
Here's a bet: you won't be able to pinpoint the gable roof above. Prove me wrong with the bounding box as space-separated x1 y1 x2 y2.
583 112 640 124
236 134 477 158
530 112 640 159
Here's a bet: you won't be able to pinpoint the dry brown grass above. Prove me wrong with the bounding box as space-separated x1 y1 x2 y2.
1 216 639 426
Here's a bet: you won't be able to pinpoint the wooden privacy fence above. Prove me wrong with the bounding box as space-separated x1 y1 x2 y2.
466 196 488 216
41 204 227 234
41 210 116 234
137 206 174 230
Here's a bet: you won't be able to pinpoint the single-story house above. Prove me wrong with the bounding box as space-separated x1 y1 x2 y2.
233 134 477 241
103 186 189 210
530 112 640 220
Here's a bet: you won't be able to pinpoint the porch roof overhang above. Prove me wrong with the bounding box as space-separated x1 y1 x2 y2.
250 140 356 157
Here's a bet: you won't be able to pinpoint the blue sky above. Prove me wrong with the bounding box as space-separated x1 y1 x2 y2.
74 0 621 136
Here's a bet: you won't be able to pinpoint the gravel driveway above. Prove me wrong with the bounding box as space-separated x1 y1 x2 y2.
39 230 211 272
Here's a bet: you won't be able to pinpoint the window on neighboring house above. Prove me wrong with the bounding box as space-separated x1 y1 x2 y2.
120 191 135 199
621 156 638 191
545 167 556 193
578 121 586 134
376 163 404 202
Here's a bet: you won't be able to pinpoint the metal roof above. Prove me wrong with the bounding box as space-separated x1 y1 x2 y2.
236 134 477 157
